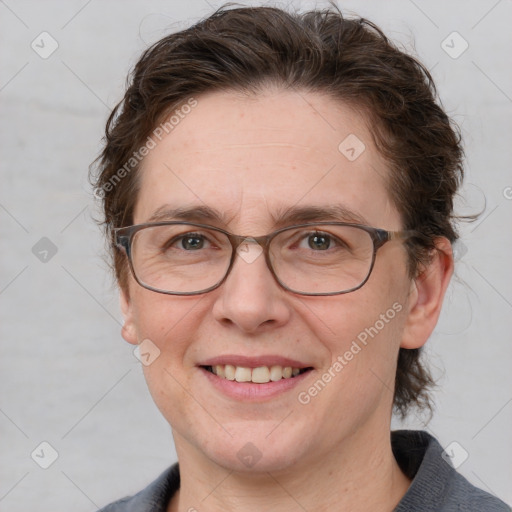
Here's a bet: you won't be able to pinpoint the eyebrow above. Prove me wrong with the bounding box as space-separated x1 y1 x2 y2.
146 204 369 230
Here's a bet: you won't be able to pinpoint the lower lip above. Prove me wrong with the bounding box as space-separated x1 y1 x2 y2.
199 367 313 401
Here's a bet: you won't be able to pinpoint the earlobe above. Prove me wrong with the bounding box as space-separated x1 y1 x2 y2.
400 237 454 349
120 288 139 345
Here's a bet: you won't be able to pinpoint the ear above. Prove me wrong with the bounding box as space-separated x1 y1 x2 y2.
120 287 138 345
400 237 454 349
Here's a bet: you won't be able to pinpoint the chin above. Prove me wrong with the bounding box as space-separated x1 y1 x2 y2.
211 448 302 475
199 428 310 475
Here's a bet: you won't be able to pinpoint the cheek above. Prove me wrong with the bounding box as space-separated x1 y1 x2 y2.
293 298 407 438
132 288 202 343
130 290 206 398
301 294 405 387
302 270 408 362
294 256 409 414
132 293 208 427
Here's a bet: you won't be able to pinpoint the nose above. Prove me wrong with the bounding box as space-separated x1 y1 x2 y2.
211 240 291 334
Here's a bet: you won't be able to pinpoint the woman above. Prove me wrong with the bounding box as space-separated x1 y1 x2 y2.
92 4 510 511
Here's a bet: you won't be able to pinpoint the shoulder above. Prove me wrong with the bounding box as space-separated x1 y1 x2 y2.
392 430 510 512
98 463 180 512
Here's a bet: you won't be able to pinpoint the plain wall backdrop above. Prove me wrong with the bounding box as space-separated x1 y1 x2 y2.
1 0 511 510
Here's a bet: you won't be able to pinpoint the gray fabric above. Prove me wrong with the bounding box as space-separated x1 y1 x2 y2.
392 431 510 511
98 464 179 512
98 430 510 511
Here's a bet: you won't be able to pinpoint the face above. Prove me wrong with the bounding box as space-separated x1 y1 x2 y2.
120 89 427 474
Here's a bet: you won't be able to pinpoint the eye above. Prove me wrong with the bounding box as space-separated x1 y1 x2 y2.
166 232 210 251
180 234 205 250
295 231 344 251
306 233 332 251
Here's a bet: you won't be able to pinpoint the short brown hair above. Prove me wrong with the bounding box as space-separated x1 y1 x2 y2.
91 3 464 418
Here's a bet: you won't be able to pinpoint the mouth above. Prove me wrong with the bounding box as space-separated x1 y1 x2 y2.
201 364 313 384
197 355 315 401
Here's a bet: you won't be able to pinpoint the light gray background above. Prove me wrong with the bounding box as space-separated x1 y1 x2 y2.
1 0 511 510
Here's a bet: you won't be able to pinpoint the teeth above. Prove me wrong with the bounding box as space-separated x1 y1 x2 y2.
270 365 283 381
252 366 270 383
208 364 306 383
224 364 236 380
235 366 252 382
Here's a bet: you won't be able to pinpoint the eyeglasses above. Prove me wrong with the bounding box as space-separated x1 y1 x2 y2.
114 221 418 296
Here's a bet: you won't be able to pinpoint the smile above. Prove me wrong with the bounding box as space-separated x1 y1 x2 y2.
202 364 312 384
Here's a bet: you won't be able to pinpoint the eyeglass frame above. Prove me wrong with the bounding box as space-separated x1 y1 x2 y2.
114 221 419 296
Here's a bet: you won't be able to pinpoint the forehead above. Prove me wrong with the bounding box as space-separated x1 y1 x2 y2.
134 89 399 231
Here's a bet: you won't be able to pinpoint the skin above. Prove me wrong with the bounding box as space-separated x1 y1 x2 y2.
120 88 453 512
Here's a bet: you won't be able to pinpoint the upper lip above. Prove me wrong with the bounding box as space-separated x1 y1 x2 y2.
199 355 313 369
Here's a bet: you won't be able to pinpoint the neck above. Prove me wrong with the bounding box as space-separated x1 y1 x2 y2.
168 425 411 512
